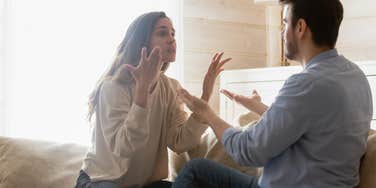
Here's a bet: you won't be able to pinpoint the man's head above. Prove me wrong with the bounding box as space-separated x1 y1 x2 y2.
280 0 343 61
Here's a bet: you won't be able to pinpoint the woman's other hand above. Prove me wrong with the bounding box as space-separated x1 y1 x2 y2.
201 52 231 101
122 47 163 90
114 47 163 108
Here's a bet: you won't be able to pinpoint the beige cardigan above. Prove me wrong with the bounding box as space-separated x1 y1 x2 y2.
82 74 207 187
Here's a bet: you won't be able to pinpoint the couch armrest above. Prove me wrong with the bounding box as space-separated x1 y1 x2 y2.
0 136 87 188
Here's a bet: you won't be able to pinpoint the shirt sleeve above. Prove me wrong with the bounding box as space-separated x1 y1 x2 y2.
221 73 332 167
166 80 208 154
98 80 151 157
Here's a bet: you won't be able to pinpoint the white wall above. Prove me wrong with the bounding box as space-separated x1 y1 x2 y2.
337 0 376 62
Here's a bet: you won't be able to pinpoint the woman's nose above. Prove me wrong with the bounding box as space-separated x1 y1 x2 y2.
168 34 175 44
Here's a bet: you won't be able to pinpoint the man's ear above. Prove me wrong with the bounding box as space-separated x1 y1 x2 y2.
295 18 308 39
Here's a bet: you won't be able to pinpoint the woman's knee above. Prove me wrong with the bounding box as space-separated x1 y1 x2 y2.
180 158 219 175
185 158 211 169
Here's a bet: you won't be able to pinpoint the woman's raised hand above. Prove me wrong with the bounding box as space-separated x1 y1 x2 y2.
122 47 163 90
112 47 163 108
201 52 232 101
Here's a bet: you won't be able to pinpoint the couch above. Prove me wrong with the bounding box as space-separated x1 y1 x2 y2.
0 136 86 188
1 112 375 188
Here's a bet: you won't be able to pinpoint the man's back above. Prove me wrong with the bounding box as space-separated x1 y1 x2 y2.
260 49 373 188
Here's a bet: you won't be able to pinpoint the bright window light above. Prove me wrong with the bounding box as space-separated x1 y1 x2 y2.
1 0 183 145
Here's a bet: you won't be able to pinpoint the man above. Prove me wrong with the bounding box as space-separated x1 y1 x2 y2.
172 0 373 188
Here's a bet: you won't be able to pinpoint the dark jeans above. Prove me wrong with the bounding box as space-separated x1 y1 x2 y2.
75 170 172 188
172 159 261 188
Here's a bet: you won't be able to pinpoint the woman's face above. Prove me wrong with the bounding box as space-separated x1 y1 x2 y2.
149 18 176 63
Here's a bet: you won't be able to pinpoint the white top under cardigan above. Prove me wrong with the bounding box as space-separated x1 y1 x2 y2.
81 74 208 187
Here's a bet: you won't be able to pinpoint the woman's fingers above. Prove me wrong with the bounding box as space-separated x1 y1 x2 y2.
218 58 232 68
147 47 163 71
148 47 161 62
216 58 231 75
209 52 230 70
215 52 224 63
208 53 219 72
140 47 147 65
155 52 163 70
211 52 224 70
212 53 218 62
123 64 136 72
122 64 136 78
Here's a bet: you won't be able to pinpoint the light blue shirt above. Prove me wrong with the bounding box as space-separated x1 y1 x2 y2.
222 49 373 188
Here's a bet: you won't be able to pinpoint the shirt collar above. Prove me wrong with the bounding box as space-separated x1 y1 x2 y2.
304 48 338 69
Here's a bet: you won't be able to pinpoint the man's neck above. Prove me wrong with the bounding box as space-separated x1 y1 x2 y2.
301 46 331 67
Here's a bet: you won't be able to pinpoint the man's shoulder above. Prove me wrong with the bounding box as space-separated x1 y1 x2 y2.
285 72 316 88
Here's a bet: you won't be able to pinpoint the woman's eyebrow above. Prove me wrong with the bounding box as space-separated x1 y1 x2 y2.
155 26 175 32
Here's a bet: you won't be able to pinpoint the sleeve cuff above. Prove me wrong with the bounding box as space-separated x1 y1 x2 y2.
221 127 240 146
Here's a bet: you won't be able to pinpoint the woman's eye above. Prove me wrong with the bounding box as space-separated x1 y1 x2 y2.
156 30 174 38
158 31 168 37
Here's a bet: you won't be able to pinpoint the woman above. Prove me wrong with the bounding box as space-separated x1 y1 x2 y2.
75 12 231 188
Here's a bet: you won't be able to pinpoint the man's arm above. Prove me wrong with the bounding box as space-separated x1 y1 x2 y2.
179 74 320 167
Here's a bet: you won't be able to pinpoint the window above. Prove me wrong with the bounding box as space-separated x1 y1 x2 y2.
0 0 4 135
1 0 183 145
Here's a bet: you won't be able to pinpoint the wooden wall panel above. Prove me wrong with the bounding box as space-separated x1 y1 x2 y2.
184 50 266 82
266 6 282 66
183 0 268 114
184 18 267 55
184 0 266 25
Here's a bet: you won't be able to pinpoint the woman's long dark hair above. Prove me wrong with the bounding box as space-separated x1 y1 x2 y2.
88 11 168 121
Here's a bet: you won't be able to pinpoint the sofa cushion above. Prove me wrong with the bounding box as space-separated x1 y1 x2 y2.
358 133 376 188
0 136 87 188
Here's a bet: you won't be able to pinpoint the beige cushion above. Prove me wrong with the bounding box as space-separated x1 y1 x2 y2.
358 134 376 188
0 136 86 188
368 129 376 137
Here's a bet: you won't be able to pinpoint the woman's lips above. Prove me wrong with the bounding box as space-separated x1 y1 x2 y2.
167 48 176 54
